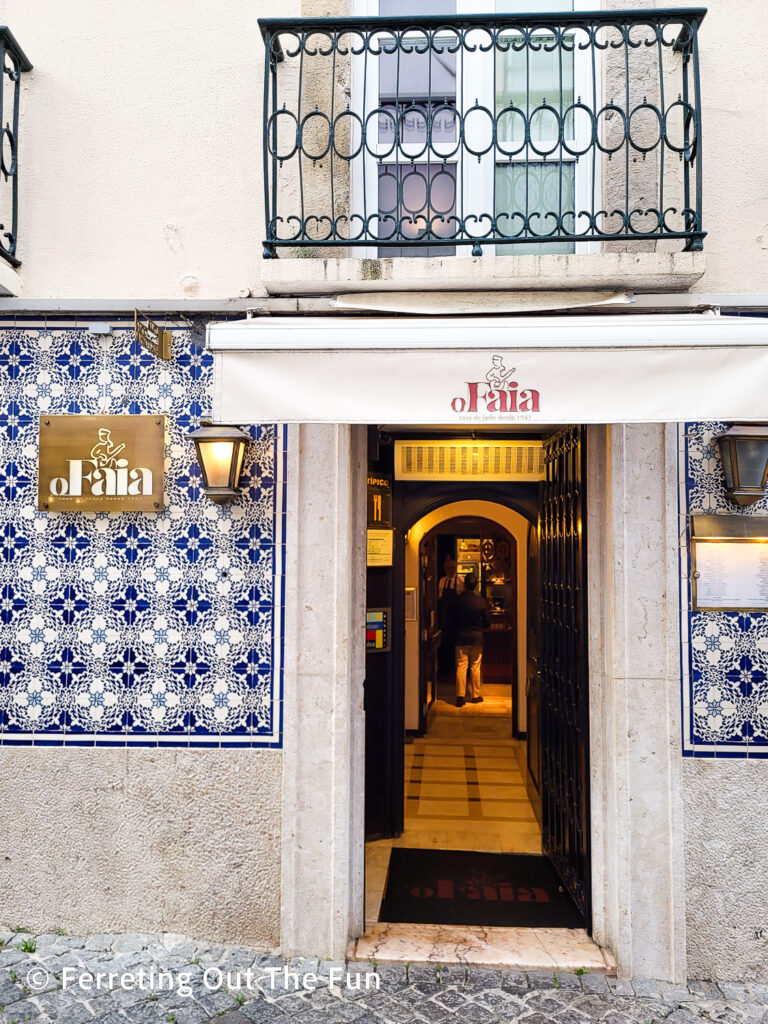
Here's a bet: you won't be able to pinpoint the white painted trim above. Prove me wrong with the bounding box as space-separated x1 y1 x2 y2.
207 311 768 351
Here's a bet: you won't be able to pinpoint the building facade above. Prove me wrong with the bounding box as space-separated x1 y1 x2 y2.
0 0 767 985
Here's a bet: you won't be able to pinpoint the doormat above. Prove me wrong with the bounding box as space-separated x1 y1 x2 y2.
378 848 584 928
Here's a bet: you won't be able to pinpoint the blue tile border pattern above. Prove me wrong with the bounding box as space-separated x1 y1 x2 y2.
0 326 285 747
680 421 768 756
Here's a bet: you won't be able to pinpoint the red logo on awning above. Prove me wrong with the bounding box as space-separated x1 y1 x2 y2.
451 355 540 415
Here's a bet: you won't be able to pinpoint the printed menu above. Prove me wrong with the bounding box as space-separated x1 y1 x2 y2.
694 540 768 610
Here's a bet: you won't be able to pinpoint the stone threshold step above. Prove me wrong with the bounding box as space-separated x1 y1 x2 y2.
349 922 615 974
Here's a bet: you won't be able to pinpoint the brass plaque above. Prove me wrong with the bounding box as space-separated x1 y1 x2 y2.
38 415 166 512
134 310 172 360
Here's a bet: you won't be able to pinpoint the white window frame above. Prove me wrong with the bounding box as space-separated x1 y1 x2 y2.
350 0 601 258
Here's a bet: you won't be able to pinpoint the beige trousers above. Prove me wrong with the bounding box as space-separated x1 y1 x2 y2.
455 644 483 699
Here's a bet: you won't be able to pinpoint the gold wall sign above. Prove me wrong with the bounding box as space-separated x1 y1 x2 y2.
134 310 172 361
38 415 166 512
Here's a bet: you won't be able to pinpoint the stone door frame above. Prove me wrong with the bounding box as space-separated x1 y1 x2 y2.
279 423 687 982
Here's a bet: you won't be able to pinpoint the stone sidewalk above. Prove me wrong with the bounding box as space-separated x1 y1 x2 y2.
1 928 766 1024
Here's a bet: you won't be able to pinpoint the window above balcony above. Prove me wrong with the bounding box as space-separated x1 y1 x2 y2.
258 5 706 291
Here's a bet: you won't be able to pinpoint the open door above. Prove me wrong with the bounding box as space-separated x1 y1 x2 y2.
526 519 542 824
418 533 440 734
539 426 591 925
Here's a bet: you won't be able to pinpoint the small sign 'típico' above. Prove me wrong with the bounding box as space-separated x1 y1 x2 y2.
38 415 166 512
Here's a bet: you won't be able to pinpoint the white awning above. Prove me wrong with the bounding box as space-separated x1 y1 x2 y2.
208 314 768 425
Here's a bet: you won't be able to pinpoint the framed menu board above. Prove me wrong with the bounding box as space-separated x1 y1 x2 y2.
692 539 768 611
367 528 393 567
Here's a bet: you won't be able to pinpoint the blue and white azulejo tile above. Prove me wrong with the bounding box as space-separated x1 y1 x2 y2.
0 327 285 747
681 423 768 756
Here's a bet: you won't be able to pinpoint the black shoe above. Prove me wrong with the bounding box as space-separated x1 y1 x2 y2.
456 697 466 707
468 696 484 703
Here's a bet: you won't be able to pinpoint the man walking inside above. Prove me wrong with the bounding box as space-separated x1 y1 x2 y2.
453 573 490 707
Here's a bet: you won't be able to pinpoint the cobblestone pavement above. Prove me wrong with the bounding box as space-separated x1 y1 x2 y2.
1 929 766 1024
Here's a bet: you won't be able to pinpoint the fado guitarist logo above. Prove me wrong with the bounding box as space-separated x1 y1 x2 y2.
450 354 540 415
49 427 152 497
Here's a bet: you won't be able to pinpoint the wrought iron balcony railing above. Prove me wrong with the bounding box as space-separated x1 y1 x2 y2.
259 8 705 259
0 27 31 267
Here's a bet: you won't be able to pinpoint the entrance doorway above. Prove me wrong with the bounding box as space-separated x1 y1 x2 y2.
418 516 518 732
363 427 591 941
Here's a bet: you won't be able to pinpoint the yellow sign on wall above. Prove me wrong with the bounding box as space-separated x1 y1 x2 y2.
38 415 166 512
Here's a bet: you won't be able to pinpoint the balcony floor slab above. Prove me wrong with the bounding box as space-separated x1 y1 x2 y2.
260 251 705 297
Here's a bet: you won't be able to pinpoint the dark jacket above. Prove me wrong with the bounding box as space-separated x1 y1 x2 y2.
453 590 490 646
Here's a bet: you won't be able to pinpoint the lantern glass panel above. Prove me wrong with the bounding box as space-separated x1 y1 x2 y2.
720 440 734 488
198 440 235 488
734 438 768 489
233 442 245 488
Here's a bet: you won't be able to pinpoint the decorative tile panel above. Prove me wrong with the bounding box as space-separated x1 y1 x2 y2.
0 327 285 747
681 421 768 756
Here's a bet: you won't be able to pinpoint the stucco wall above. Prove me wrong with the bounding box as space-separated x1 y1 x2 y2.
0 0 765 297
683 759 768 980
0 748 282 947
2 0 301 299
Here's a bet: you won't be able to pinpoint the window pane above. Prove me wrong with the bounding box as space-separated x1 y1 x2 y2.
378 0 457 149
379 102 457 146
380 0 455 14
379 43 456 104
496 34 574 143
496 0 574 11
495 162 575 254
378 164 456 257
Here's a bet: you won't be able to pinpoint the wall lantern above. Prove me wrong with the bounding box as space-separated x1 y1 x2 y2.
190 423 250 504
716 424 768 506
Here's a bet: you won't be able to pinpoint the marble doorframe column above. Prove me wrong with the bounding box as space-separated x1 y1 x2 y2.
280 424 368 959
587 423 687 982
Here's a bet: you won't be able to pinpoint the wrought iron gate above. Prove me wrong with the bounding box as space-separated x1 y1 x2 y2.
540 426 591 924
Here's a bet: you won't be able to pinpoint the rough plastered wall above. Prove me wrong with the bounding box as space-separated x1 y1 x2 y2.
283 0 352 257
683 760 768 980
0 0 303 299
0 325 284 947
688 0 768 294
608 0 768 291
602 0 666 254
3 749 283 946
679 419 768 979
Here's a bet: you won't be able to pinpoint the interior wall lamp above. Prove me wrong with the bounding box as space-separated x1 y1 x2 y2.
190 422 250 504
716 424 768 507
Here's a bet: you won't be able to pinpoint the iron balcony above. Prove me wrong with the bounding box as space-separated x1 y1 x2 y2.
259 8 706 259
0 26 32 268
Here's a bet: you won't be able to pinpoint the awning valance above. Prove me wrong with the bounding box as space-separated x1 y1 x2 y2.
208 314 768 425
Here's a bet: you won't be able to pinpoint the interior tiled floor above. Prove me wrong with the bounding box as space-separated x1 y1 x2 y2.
361 686 608 968
366 685 542 925
431 678 514 718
